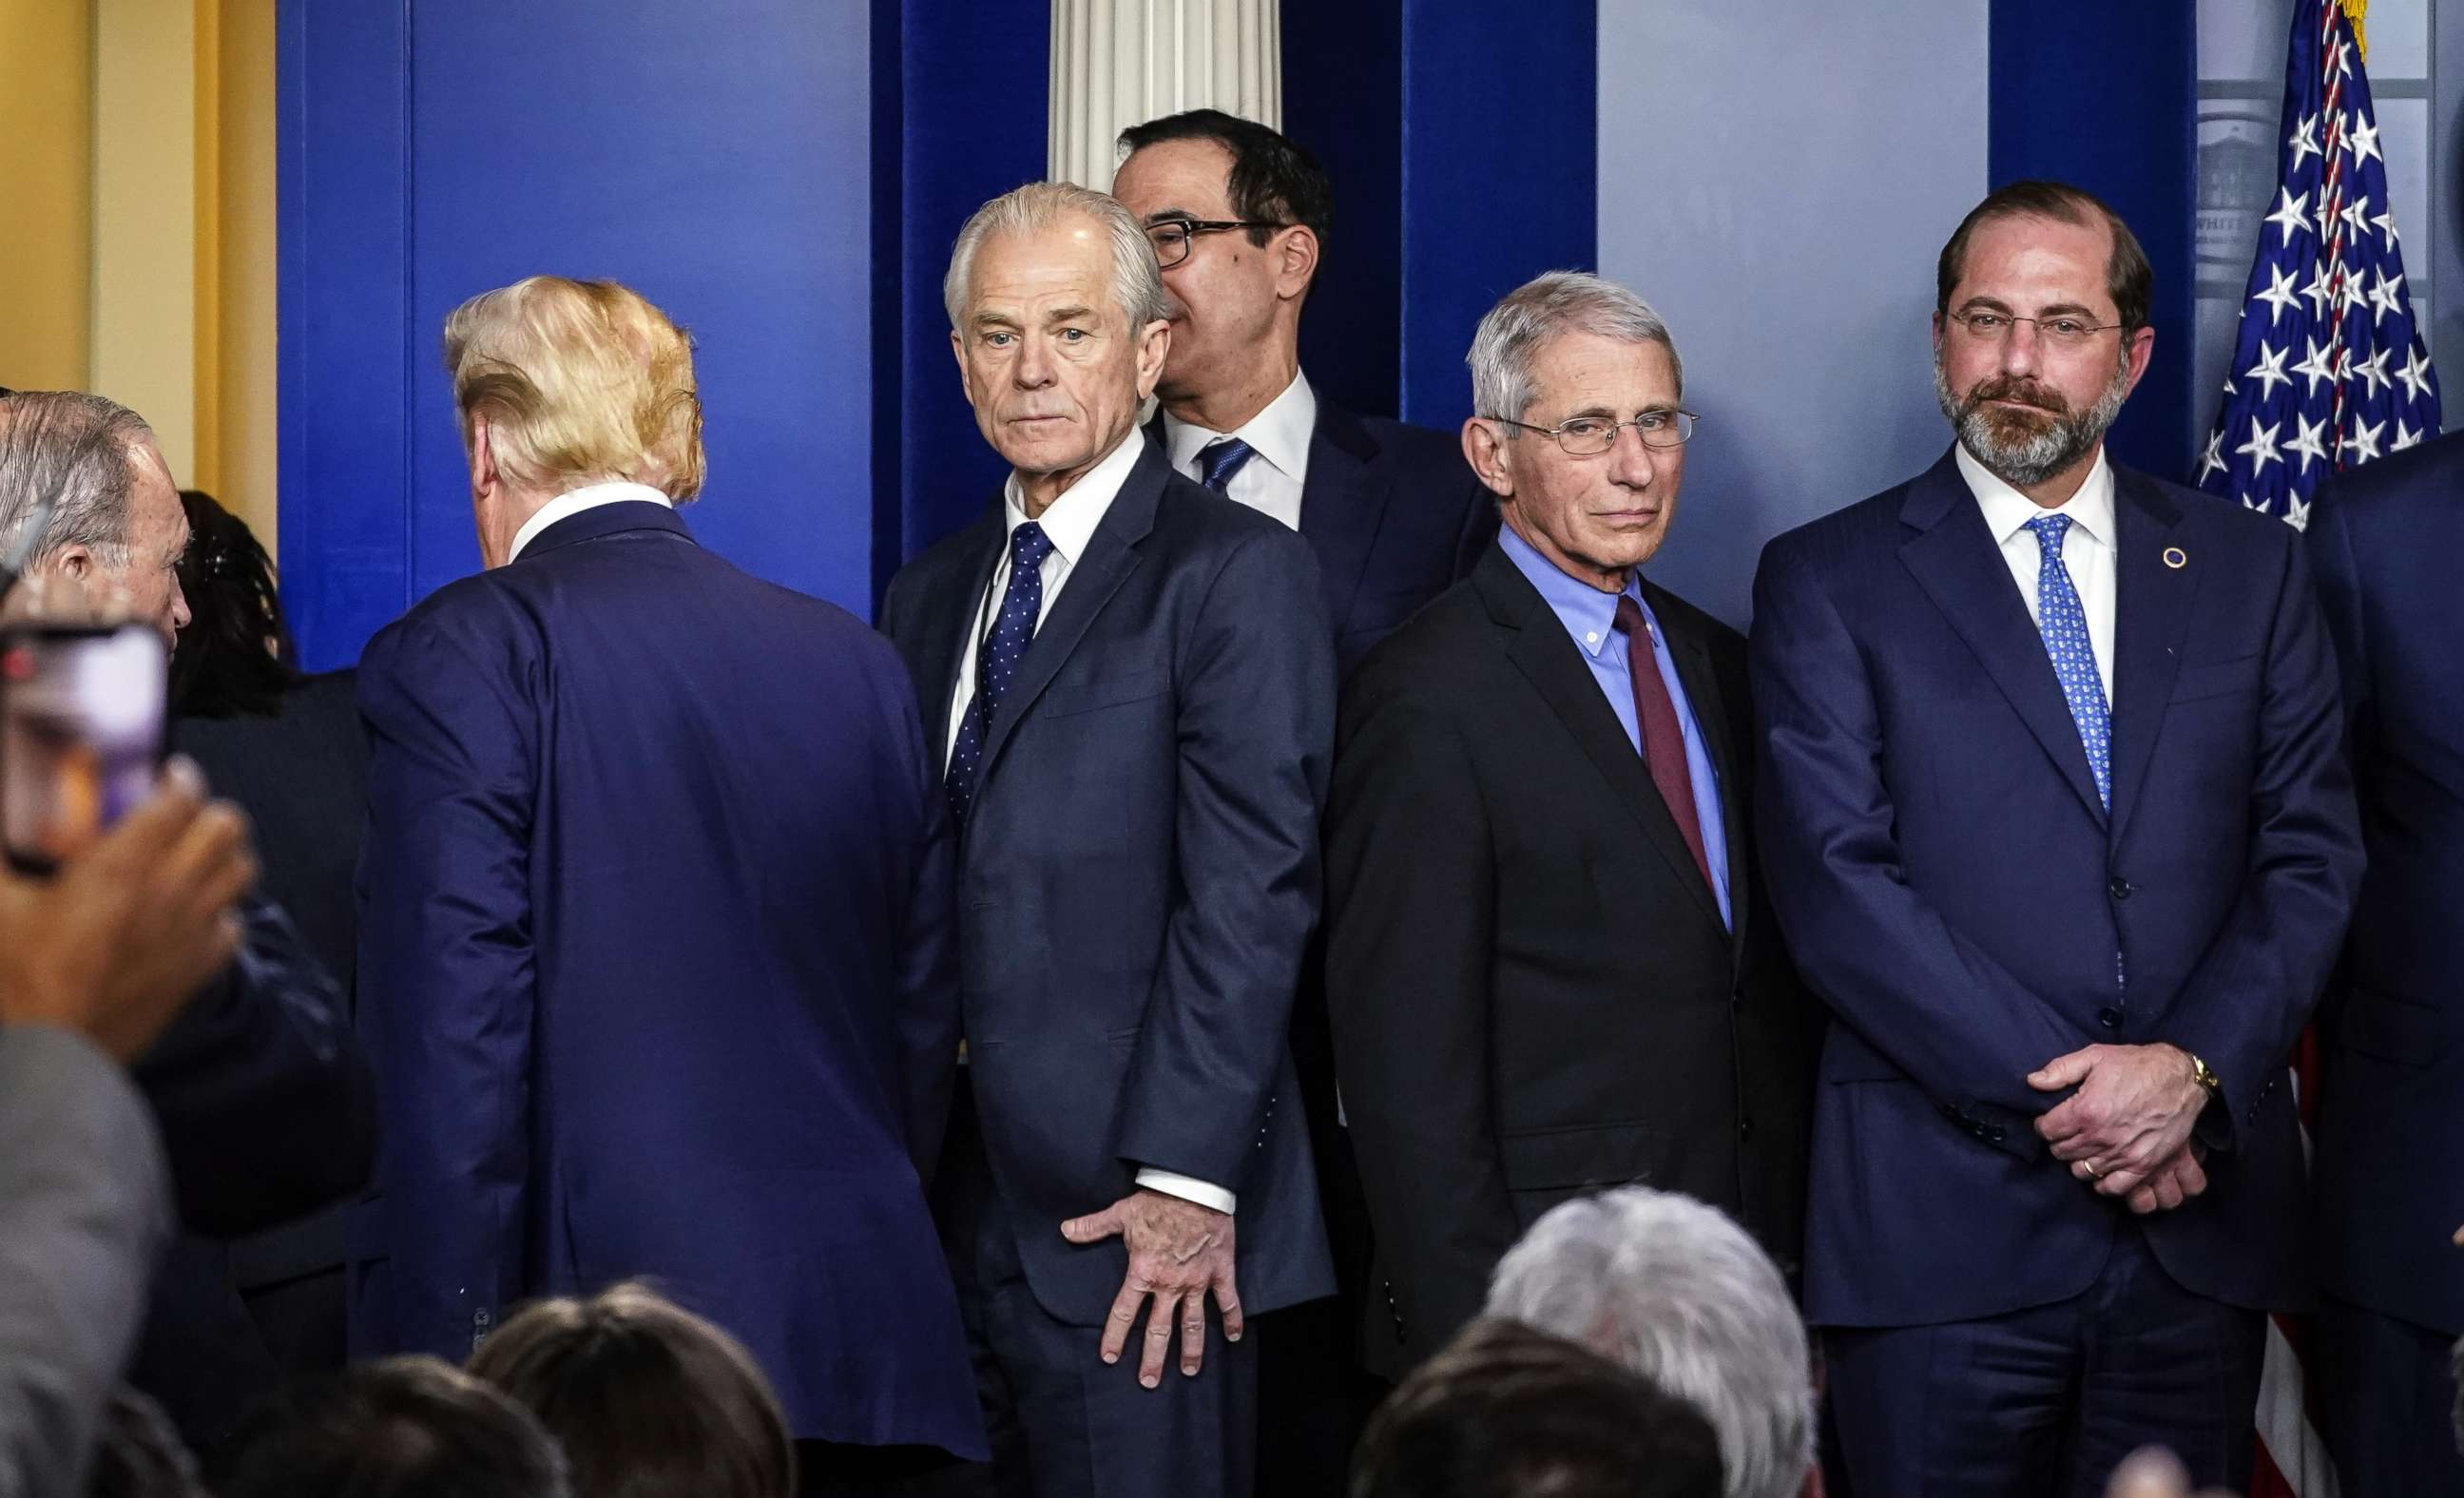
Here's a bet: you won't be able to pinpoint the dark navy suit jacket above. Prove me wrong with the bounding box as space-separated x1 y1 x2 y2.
1151 401 1494 677
878 442 1338 1327
1750 449 2362 1326
353 501 981 1456
2307 431 2464 1336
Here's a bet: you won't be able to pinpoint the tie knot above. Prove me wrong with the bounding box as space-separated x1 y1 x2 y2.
1198 437 1258 492
1612 593 1650 641
1010 521 1053 570
2025 513 2072 553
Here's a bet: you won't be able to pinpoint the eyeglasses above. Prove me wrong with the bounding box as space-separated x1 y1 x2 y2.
1945 309 2129 350
1145 217 1289 268
1487 410 1699 455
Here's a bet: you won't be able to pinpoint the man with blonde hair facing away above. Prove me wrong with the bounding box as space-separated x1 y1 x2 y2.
1486 1188 1819 1498
355 276 984 1488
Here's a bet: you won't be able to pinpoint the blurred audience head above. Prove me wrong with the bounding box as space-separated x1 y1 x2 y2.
441 277 703 567
169 489 298 719
1486 1188 1817 1498
0 390 190 643
467 1280 793 1498
1352 1316 1724 1498
212 1354 568 1498
85 1386 208 1498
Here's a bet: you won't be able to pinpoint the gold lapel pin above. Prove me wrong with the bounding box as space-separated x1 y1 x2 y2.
2162 546 2187 569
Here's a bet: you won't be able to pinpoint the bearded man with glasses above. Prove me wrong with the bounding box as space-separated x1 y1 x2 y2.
1323 271 1819 1392
1749 180 2361 1495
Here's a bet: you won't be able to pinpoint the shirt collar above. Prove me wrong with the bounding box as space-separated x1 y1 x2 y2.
508 481 676 563
1496 522 1648 660
1955 441 2117 549
1000 428 1145 567
1161 369 1318 483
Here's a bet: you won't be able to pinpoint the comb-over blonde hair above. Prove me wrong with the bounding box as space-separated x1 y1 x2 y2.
442 276 705 501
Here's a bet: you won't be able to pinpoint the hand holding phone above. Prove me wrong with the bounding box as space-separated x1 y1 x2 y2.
0 624 168 873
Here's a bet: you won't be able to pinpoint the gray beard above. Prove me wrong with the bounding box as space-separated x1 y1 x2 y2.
1934 355 2131 490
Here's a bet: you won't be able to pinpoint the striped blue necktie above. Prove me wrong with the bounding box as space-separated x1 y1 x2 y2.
1197 437 1257 493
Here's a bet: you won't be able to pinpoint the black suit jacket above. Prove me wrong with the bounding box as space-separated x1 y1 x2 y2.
1325 543 1817 1379
880 442 1339 1324
1148 400 1495 676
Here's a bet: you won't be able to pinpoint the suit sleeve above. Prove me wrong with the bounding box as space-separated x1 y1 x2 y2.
0 1026 170 1498
883 655 961 1185
131 898 375 1237
355 612 539 1361
1112 530 1336 1193
1323 677 1512 1356
2158 532 2363 1144
1750 537 2091 1158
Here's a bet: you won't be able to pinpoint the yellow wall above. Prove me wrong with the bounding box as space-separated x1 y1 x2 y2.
0 0 96 392
0 0 279 547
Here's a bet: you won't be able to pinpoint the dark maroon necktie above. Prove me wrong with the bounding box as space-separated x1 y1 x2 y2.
1612 595 1712 891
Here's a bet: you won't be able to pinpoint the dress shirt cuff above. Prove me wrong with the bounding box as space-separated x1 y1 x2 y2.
1133 1168 1236 1215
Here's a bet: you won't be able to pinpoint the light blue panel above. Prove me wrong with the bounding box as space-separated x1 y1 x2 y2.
1594 0 1990 627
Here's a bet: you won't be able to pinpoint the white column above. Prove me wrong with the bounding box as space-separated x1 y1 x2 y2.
1048 0 1280 190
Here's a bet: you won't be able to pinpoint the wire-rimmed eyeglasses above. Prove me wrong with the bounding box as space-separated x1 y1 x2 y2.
1486 410 1699 455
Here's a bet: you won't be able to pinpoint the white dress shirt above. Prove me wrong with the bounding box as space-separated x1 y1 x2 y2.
1956 443 2118 705
942 431 1237 1216
508 481 676 563
1160 369 1316 531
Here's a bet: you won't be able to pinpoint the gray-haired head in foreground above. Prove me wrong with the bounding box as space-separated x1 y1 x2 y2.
0 390 155 569
1485 1187 1814 1498
1467 271 1684 426
942 182 1167 334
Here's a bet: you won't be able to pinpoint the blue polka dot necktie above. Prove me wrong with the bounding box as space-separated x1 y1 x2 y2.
2026 514 2110 811
1197 437 1257 493
945 521 1054 825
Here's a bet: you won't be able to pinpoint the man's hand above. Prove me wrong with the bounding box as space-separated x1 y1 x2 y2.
1061 1187 1242 1389
0 759 255 1060
2029 1042 2211 1199
2120 1142 2208 1216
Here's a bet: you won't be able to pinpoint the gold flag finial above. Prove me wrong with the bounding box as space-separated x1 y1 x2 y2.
2341 0 2368 58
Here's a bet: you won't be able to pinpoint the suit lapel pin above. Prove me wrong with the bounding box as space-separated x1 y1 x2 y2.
2162 546 2187 569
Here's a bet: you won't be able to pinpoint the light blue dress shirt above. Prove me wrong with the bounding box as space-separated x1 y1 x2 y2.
1498 525 1733 930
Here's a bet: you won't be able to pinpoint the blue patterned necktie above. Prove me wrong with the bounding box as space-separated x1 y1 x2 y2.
1197 437 1257 493
2026 514 2110 811
945 521 1054 825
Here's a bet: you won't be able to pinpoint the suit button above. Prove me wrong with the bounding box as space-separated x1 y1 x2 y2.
2108 876 2134 900
1738 1118 1755 1143
1988 1125 2008 1143
2097 1008 2123 1030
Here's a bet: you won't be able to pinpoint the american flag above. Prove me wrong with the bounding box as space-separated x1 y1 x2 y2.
2193 6 2438 1497
2194 0 2440 534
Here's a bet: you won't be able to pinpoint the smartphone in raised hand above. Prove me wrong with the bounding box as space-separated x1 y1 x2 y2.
0 624 168 874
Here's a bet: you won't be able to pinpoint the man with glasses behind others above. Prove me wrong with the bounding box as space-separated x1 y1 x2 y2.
1749 182 2360 1494
1325 272 1816 1383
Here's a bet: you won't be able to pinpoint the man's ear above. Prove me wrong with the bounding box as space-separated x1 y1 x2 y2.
1135 317 1172 402
48 543 94 582
1461 417 1514 500
1273 224 1320 303
468 414 500 497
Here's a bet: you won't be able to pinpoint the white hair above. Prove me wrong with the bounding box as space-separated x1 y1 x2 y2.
0 391 156 569
1485 1187 1814 1498
942 181 1166 333
1467 270 1684 423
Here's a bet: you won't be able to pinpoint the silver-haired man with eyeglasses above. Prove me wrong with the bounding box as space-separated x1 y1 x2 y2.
1323 270 1819 1387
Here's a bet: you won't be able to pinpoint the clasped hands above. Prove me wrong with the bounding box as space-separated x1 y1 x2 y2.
1060 1187 1242 1389
2029 1043 2213 1215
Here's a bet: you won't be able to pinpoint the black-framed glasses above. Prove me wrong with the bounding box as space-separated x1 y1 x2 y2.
1944 309 2128 350
1145 217 1289 268
1487 410 1699 455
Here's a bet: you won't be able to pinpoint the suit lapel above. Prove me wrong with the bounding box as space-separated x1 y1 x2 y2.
2105 469 2193 845
1897 450 2108 826
1646 582 1749 955
915 506 1007 762
1298 405 1389 635
1477 549 1725 931
972 445 1165 782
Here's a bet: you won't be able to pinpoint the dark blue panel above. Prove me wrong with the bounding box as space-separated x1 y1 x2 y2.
279 0 414 672
1283 0 1402 419
281 0 874 669
1395 0 1594 430
1990 1 2198 477
885 0 1049 575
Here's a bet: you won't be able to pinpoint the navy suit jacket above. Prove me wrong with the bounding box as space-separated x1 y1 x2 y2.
353 501 981 1456
1750 449 2362 1326
1148 401 1494 675
2306 431 2464 1336
878 442 1338 1327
